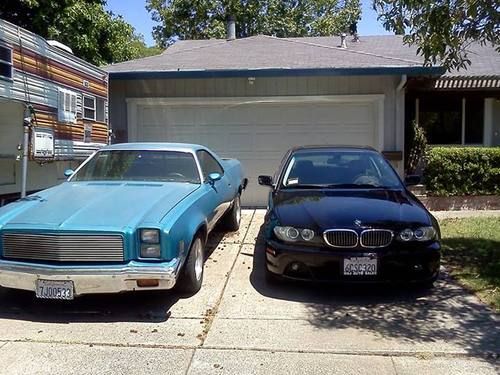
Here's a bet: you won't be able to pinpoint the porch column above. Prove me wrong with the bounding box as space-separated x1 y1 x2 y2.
484 98 493 146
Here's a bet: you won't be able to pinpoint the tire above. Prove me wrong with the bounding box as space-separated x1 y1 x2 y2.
176 236 204 294
222 195 241 232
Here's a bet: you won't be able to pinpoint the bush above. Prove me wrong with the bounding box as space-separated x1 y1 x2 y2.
405 121 428 175
424 147 500 196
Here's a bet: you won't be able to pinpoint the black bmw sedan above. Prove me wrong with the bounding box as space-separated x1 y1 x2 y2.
258 146 441 287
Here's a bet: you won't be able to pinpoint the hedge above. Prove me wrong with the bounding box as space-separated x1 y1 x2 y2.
424 147 500 196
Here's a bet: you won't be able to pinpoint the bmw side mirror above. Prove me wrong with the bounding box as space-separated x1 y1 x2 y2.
208 172 222 183
64 169 75 178
405 175 421 186
258 175 273 186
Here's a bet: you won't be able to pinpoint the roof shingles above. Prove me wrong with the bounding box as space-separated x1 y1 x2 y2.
105 35 499 78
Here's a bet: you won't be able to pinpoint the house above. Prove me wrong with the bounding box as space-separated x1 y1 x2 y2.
105 32 499 207
0 19 109 203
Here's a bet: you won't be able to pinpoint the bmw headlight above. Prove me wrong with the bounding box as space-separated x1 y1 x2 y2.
140 229 160 244
398 226 437 242
274 226 315 242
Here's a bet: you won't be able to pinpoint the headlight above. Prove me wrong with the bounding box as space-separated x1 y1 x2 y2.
274 226 315 242
141 244 161 258
141 229 160 243
398 227 437 242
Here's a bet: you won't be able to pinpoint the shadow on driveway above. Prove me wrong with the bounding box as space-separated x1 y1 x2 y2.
0 230 226 324
249 223 500 357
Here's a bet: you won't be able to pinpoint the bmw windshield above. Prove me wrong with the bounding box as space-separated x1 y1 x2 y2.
281 150 403 189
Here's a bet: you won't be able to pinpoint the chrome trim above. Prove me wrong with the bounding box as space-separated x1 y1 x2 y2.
323 229 359 248
2 233 124 262
360 229 394 248
0 258 180 296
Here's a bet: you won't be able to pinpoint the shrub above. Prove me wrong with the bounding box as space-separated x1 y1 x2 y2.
405 121 428 175
424 147 500 196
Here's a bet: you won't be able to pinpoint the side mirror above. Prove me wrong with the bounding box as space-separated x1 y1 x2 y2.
208 172 222 183
258 175 273 186
64 169 75 178
404 174 421 186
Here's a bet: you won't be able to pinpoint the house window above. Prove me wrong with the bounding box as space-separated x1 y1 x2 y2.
417 94 484 145
0 44 13 80
58 88 77 123
83 95 96 120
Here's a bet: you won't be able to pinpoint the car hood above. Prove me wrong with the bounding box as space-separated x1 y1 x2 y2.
0 181 199 231
272 189 432 231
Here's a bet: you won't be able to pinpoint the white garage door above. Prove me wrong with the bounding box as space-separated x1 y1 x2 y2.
129 96 384 207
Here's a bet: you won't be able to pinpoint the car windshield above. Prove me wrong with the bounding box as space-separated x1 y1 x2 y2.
72 150 201 183
281 150 402 189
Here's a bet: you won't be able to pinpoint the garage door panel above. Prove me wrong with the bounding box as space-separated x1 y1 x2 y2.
134 97 379 206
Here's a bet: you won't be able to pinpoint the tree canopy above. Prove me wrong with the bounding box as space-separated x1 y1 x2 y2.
146 0 362 47
0 0 160 66
374 0 500 71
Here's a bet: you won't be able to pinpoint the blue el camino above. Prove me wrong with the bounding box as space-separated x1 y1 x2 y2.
0 143 247 299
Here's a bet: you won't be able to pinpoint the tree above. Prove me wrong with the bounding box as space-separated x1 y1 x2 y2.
146 0 362 47
0 0 159 65
373 0 500 71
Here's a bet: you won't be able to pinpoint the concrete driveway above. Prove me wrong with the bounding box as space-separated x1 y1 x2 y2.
0 210 498 374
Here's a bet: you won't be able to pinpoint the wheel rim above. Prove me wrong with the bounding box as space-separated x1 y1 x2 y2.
193 239 203 281
235 197 241 225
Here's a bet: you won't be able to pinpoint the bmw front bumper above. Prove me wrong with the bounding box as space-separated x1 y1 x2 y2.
265 240 441 283
0 258 180 296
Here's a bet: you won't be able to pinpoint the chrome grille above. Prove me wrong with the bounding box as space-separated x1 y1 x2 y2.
323 230 358 248
2 233 124 262
360 230 393 248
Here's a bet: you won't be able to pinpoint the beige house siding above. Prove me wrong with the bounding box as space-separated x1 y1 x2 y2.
109 75 403 166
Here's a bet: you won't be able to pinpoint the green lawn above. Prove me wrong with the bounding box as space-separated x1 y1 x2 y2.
440 217 500 312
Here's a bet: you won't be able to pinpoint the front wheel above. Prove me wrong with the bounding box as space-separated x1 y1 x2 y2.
222 195 241 232
176 236 204 294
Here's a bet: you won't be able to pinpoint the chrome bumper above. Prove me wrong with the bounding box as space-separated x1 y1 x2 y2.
0 259 180 296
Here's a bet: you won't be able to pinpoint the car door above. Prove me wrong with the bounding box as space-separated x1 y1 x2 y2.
196 150 233 231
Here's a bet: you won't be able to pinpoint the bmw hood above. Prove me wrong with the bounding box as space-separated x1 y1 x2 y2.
0 181 199 231
272 189 432 231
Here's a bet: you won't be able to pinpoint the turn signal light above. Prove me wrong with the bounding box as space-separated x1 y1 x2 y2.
136 279 159 288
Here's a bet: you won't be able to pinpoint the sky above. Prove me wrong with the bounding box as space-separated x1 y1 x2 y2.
106 0 391 47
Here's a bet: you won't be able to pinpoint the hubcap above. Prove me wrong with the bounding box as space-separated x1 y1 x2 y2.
193 239 203 281
235 197 241 225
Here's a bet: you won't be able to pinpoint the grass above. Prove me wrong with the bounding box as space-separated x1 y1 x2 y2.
440 217 500 312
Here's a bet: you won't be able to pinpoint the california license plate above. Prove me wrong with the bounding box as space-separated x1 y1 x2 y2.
343 257 377 276
35 280 74 300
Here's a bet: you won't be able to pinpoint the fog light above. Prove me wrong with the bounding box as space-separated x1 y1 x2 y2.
141 244 161 258
291 262 300 271
413 264 423 271
137 279 159 287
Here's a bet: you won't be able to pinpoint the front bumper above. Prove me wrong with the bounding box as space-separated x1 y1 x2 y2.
266 240 440 283
0 258 180 296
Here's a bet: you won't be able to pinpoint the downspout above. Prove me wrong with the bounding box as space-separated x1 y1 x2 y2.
397 74 407 92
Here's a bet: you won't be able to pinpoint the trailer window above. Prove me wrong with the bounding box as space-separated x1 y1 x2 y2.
83 95 96 120
0 45 12 80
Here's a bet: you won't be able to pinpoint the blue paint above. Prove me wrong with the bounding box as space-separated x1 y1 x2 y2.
0 143 245 272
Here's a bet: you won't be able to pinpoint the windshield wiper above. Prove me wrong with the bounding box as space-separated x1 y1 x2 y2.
326 183 390 189
284 184 325 189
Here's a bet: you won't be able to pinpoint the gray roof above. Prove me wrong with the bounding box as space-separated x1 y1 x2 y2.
105 35 499 78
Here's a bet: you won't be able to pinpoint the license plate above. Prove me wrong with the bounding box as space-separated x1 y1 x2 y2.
343 257 377 276
35 280 74 300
